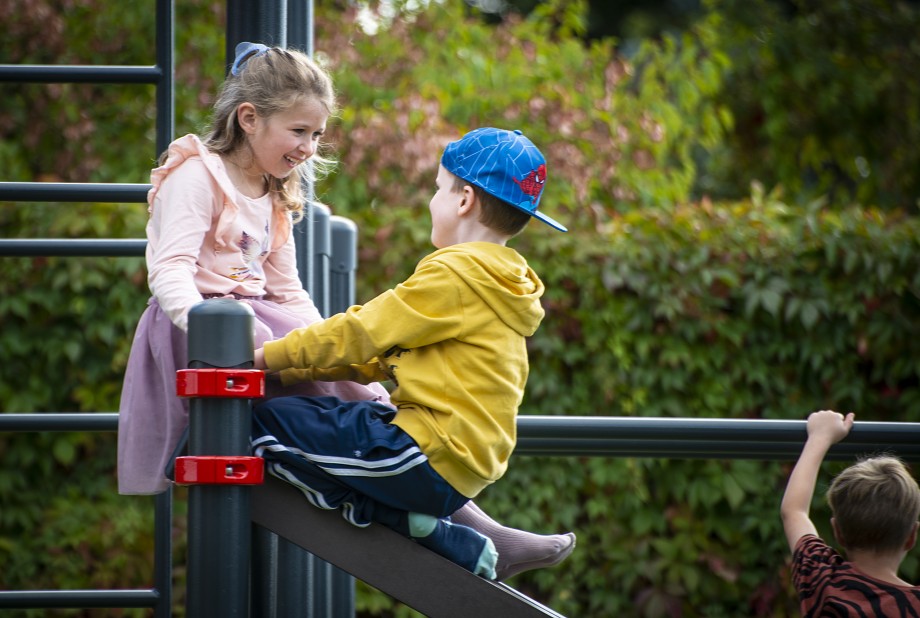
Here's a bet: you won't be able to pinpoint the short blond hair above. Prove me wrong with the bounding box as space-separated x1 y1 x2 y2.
827 456 920 552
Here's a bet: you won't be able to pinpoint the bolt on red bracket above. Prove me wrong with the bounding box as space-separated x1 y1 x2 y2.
176 368 265 398
175 456 265 485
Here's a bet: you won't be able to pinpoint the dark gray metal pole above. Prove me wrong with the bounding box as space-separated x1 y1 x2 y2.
326 215 358 617
226 0 287 69
250 526 280 618
225 1 329 614
153 489 173 618
286 0 314 55
226 1 355 614
329 216 358 315
311 203 332 318
154 0 175 156
185 299 256 618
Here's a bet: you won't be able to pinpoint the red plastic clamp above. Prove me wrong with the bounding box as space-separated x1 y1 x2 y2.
174 455 265 485
176 368 265 398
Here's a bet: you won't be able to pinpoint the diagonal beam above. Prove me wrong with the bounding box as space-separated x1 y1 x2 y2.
251 475 567 618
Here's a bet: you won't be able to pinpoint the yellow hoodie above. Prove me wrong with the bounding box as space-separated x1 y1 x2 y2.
262 241 545 498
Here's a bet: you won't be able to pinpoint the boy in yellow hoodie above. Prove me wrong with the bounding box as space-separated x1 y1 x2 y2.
251 127 567 579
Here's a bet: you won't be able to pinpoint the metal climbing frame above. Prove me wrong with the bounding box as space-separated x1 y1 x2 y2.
0 0 358 615
0 1 174 614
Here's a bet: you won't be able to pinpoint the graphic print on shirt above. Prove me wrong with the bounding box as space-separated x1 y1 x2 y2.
383 345 411 386
229 221 270 282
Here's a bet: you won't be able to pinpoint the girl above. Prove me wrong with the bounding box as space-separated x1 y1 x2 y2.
116 42 574 579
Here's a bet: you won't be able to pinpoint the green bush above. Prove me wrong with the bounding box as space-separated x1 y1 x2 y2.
498 186 920 616
700 0 920 210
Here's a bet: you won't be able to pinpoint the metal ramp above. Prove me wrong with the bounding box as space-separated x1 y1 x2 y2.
251 475 567 618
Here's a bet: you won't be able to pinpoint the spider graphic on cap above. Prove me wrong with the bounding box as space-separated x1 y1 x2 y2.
513 164 546 205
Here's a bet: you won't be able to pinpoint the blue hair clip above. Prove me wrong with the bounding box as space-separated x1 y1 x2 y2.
230 42 270 76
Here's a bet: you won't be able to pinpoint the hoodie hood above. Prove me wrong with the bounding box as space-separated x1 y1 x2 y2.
424 242 545 337
148 134 291 251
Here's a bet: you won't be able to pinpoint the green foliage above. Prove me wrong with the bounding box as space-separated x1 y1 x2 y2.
525 184 920 425
505 189 920 615
319 0 730 288
701 0 920 210
3 1 920 617
0 0 157 182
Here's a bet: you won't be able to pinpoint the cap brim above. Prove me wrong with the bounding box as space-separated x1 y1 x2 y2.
530 210 567 232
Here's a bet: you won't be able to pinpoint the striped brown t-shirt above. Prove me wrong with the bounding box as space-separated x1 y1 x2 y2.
793 534 920 617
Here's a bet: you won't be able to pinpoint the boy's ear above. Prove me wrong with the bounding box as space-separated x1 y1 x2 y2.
236 102 258 134
457 184 477 215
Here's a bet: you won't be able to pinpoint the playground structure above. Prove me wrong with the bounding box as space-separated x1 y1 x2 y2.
4 1 920 616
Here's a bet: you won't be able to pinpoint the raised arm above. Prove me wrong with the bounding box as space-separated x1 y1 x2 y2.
780 410 855 552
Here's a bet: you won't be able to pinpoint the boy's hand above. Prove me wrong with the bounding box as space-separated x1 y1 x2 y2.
806 410 855 446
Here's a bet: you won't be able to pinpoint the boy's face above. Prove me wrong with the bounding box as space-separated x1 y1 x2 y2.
428 165 464 249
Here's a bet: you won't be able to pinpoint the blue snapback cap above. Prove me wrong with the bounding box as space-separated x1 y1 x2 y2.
441 128 567 232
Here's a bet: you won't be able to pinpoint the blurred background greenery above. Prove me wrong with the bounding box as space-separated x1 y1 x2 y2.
2 0 919 615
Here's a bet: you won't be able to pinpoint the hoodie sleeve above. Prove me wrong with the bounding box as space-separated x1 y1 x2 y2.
263 259 465 372
277 361 388 386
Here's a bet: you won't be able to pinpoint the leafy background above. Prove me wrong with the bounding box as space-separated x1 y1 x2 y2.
1 0 919 616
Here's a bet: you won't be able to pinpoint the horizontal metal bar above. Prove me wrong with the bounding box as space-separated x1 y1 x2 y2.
519 415 915 443
0 65 162 84
515 416 920 461
4 413 919 461
0 182 150 202
0 239 146 257
0 589 158 609
0 413 119 432
515 439 920 461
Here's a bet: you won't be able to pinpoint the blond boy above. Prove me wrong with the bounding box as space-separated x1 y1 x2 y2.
781 410 920 615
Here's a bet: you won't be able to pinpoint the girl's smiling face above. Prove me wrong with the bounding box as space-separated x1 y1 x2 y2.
241 97 328 179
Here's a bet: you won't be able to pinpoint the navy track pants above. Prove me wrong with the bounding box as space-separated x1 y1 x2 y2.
251 396 468 535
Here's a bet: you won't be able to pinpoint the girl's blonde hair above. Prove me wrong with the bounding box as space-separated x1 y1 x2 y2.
201 46 337 223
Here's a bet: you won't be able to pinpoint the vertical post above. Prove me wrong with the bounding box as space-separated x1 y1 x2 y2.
154 0 175 156
329 216 358 315
275 539 316 615
232 2 357 616
326 218 358 617
226 0 287 68
295 203 316 301
287 0 314 55
183 299 259 618
152 489 173 618
311 203 332 318
287 0 316 301
250 525 279 618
